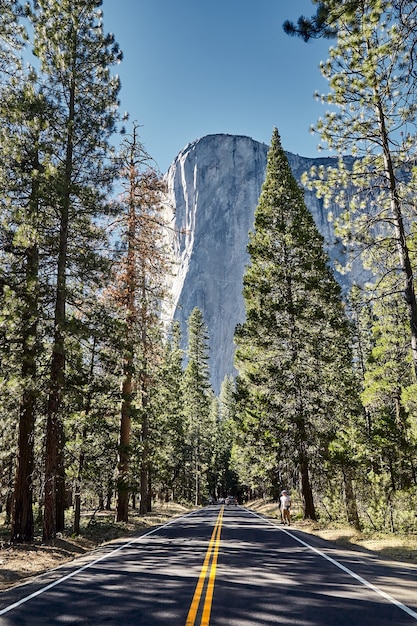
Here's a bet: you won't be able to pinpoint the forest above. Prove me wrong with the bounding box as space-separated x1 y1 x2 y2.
1 0 417 543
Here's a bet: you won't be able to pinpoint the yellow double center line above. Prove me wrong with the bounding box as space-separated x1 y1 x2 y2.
185 506 224 626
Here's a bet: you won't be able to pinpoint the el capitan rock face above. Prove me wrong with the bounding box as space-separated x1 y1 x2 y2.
164 134 364 394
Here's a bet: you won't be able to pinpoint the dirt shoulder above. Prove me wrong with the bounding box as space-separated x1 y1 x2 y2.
245 499 417 565
0 503 189 591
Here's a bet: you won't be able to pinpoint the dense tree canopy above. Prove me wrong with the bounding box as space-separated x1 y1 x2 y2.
1 0 417 541
283 0 417 527
234 128 359 520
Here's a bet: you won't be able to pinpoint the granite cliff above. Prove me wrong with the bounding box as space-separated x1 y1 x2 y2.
164 134 365 394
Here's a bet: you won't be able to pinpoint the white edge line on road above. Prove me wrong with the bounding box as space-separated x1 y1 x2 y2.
0 509 200 616
248 509 417 621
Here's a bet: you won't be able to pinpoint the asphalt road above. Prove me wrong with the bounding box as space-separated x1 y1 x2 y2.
1 505 417 625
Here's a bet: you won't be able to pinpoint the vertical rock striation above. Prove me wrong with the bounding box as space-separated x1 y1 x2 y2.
164 134 364 394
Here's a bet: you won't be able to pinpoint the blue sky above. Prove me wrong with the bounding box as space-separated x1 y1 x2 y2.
102 0 333 173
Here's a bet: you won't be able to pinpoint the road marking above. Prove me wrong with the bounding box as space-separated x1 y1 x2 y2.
0 510 201 617
186 507 224 626
247 509 417 621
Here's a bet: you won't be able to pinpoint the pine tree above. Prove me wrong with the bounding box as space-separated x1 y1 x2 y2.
182 308 213 505
0 1 43 542
111 123 170 521
301 0 417 378
0 0 26 77
211 376 239 499
66 300 121 525
28 0 122 539
235 128 356 520
283 1 338 41
360 282 416 487
150 322 186 501
2 84 55 541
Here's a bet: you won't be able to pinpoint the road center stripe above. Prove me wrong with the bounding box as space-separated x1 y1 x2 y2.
186 507 224 626
248 509 417 621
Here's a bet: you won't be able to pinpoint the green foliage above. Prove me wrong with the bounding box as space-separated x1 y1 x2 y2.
304 0 417 376
3 0 417 539
182 308 214 505
0 0 124 539
285 0 417 527
148 322 187 500
283 2 338 42
234 128 358 518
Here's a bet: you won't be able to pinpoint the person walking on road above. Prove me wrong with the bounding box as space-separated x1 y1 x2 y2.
280 490 291 525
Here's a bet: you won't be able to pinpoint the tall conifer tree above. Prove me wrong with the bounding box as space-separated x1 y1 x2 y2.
235 128 356 519
182 308 213 505
150 322 186 501
29 0 122 539
111 124 169 521
3 84 55 541
299 0 417 377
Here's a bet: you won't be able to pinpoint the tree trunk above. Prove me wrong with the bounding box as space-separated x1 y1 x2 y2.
300 455 316 520
194 456 200 507
73 429 86 536
342 466 361 531
73 340 96 535
296 408 317 520
11 387 36 542
147 472 152 512
43 75 74 539
105 486 112 511
11 148 41 542
375 95 417 377
139 411 149 515
115 164 137 523
43 317 66 541
11 241 38 542
73 488 82 536
115 368 132 522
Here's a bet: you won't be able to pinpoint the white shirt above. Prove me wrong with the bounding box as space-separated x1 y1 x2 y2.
280 494 291 509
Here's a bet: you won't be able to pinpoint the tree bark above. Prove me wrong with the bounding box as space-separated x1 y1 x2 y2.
11 184 39 542
115 369 132 522
342 466 361 530
73 427 86 536
73 338 96 535
11 387 36 542
43 65 75 541
43 248 67 541
375 92 417 377
10 136 52 541
139 409 150 515
299 454 317 520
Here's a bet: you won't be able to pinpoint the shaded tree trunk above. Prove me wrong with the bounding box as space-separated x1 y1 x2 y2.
342 466 361 531
300 454 316 520
139 409 150 515
11 366 37 542
73 338 96 535
73 427 86 536
375 94 417 378
43 88 72 540
43 291 66 539
115 367 132 522
11 176 39 542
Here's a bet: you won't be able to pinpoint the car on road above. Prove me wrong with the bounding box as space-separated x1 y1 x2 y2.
225 496 237 505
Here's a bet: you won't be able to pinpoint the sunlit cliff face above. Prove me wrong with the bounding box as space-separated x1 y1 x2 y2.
163 134 367 394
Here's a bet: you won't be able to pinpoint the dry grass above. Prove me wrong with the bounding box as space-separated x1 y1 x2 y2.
245 498 417 564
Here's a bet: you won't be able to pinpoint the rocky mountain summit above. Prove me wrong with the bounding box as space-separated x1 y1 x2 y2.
164 134 365 394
